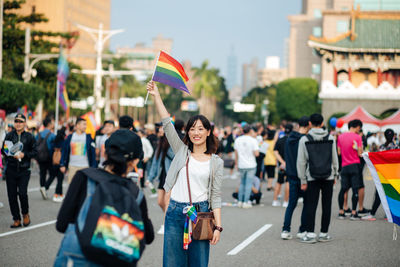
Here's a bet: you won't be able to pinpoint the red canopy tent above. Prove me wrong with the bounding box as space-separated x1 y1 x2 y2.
381 109 400 132
338 106 382 132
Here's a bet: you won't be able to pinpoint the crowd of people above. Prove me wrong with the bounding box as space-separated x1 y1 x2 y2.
1 89 399 264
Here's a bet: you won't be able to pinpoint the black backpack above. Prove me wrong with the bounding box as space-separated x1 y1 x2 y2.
305 134 333 180
36 132 51 162
76 168 146 267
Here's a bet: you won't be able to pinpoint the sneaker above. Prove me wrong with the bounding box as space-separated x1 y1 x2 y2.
53 194 64 203
242 202 252 209
296 231 307 239
281 231 293 240
361 214 376 221
40 187 48 200
338 213 346 220
344 208 352 216
282 201 289 208
297 197 303 204
358 209 370 216
0 202 4 208
238 201 243 208
350 213 361 220
300 233 317 244
318 233 333 242
272 200 281 207
157 225 165 235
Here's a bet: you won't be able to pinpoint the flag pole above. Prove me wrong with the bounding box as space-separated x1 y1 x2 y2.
145 51 161 105
55 80 60 135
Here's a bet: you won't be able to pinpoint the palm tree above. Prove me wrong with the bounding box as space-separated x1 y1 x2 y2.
192 61 223 120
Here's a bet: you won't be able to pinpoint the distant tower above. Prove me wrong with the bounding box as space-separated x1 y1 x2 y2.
226 46 237 90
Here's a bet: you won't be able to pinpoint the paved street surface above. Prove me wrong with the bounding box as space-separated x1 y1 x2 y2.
0 163 399 267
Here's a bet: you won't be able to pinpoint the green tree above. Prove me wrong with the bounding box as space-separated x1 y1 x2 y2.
276 78 321 120
192 61 224 120
2 0 92 113
0 79 44 112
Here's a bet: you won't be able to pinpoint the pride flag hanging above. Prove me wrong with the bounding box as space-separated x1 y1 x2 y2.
57 47 70 111
81 111 99 139
152 51 190 94
363 149 400 227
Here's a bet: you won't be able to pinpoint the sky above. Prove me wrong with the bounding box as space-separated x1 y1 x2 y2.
110 0 301 85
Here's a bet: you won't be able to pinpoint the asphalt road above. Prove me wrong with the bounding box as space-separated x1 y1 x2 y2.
0 163 399 267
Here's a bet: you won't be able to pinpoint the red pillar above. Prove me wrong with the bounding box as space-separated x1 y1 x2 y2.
377 68 382 85
348 68 352 82
334 67 338 86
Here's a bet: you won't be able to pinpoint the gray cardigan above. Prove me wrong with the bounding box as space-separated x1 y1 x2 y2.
161 117 223 209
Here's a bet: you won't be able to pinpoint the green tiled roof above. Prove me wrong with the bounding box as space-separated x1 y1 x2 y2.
313 18 400 51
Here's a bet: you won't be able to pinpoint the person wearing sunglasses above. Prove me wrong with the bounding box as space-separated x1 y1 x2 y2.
1 114 37 228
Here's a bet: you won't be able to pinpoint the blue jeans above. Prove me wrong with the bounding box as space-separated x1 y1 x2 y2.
54 224 101 267
282 178 306 232
163 199 210 267
238 168 256 203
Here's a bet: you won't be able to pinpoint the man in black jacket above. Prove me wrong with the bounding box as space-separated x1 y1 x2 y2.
2 114 37 228
280 116 309 240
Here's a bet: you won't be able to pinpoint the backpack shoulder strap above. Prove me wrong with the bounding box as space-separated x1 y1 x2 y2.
306 134 313 142
81 168 114 184
44 131 51 140
323 133 330 141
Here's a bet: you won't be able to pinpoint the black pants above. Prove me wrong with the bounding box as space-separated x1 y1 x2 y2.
232 191 262 204
39 161 54 187
45 165 64 195
338 164 360 211
304 179 334 233
371 189 381 216
6 168 31 221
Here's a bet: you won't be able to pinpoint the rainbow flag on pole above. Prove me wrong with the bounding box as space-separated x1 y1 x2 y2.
363 149 400 227
57 48 70 111
152 51 190 94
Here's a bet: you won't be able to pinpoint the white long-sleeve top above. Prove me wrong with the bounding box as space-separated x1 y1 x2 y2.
141 137 154 160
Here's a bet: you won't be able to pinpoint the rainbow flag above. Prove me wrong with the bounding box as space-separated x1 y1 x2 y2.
152 51 190 94
183 205 197 250
57 47 70 111
363 149 400 226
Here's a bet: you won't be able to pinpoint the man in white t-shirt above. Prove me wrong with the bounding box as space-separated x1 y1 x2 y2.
234 124 259 208
96 120 115 168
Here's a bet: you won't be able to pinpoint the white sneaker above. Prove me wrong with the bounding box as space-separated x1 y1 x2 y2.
282 201 289 208
238 201 243 208
0 202 3 208
53 194 64 203
157 225 165 235
40 187 48 200
281 231 293 240
296 231 307 239
242 202 252 209
318 232 333 242
297 197 304 203
272 200 281 207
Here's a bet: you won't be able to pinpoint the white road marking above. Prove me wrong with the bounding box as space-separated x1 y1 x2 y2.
0 220 56 238
227 224 272 255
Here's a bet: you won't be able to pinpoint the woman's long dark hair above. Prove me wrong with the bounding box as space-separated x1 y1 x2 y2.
156 135 170 161
182 115 218 154
54 126 66 144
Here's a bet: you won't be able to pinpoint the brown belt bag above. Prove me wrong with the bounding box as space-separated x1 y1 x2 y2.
186 158 215 240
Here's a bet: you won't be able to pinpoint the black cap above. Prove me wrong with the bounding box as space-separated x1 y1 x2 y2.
284 123 293 134
15 114 26 122
105 129 143 160
119 115 134 129
298 116 310 127
243 124 251 134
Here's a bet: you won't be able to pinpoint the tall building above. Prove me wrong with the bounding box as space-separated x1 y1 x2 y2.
288 0 354 81
242 58 258 96
258 57 287 87
116 35 173 80
308 8 400 119
226 47 238 90
16 0 111 69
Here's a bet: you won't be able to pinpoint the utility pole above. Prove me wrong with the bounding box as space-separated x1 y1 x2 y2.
75 23 124 125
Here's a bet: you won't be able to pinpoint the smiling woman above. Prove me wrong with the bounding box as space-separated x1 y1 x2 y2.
147 81 223 267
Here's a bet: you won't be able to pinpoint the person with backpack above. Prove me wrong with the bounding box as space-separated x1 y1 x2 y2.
60 118 97 183
37 117 56 200
147 81 223 267
42 127 66 202
1 114 37 228
297 113 339 243
55 129 154 266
